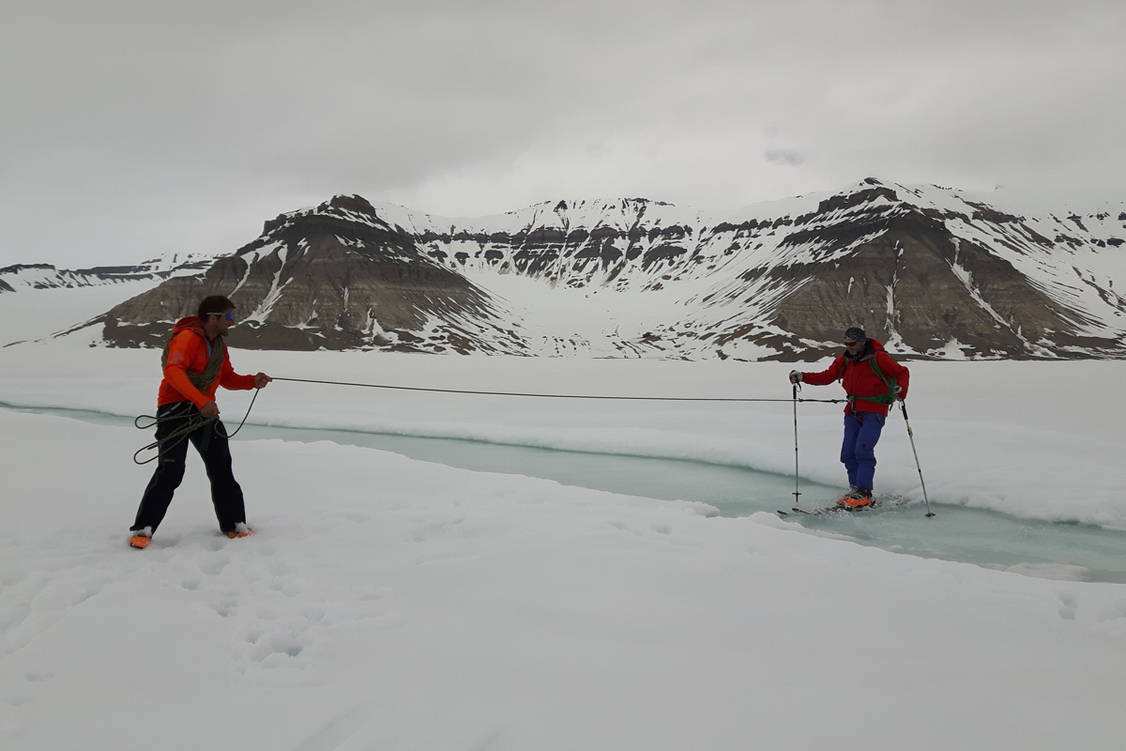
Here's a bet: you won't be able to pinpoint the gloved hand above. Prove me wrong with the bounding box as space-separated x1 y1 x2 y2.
894 385 904 401
788 370 803 384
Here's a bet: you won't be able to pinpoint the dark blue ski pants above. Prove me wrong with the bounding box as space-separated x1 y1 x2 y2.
841 411 886 491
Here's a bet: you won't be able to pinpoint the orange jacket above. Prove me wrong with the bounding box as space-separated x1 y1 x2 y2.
157 317 256 408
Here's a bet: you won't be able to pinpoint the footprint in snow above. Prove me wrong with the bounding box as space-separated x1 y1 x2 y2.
1057 591 1078 620
199 555 230 576
249 631 310 663
202 537 226 552
268 560 293 577
269 578 304 598
212 598 238 618
74 586 100 605
290 704 367 751
301 605 327 623
1097 599 1126 622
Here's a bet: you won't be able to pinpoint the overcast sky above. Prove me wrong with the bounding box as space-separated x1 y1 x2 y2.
2 0 1124 267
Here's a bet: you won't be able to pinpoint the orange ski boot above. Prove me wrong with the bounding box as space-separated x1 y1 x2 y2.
129 527 153 549
226 522 255 539
836 489 874 509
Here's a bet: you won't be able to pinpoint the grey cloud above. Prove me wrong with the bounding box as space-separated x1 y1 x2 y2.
764 150 806 167
1 0 1124 266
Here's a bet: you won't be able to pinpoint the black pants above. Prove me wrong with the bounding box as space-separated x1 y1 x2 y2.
131 401 247 534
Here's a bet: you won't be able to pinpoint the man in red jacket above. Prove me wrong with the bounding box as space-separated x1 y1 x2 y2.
128 295 272 549
789 327 909 508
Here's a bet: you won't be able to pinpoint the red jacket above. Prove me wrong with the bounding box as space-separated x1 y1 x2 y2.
157 317 256 408
801 338 910 416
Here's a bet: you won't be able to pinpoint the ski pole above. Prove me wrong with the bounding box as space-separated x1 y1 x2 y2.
899 401 935 517
792 383 802 508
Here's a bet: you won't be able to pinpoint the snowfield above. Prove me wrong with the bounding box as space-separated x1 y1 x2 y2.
2 342 1125 527
2 410 1125 750
2 338 1126 749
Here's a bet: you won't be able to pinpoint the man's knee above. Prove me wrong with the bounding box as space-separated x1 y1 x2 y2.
155 457 186 481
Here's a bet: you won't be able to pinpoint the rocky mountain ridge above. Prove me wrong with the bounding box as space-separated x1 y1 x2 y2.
18 179 1126 360
0 252 213 293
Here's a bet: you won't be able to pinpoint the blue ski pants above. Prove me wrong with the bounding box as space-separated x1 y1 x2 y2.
841 411 886 491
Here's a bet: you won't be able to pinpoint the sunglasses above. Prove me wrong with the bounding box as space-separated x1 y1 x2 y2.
206 312 235 322
843 340 862 346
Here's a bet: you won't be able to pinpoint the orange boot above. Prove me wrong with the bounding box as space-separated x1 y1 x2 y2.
226 522 255 539
129 527 153 549
836 489 874 509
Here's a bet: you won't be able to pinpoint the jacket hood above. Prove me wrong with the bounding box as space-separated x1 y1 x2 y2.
171 316 205 335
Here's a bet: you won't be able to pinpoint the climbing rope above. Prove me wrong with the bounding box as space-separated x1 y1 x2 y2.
271 376 850 403
132 389 260 465
133 377 845 464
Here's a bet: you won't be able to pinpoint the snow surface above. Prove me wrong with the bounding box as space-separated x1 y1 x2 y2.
2 342 1124 527
2 408 1126 749
3 337 1126 749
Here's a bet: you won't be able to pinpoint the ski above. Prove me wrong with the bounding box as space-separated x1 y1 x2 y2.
776 497 908 518
776 505 857 517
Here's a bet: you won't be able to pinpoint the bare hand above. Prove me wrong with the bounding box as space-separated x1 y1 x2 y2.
200 401 220 419
788 370 803 384
254 372 272 389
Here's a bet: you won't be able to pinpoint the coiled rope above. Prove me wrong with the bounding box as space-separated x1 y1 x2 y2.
132 389 260 465
133 376 845 464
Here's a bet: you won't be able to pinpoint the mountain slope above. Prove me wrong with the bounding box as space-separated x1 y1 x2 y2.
32 181 1126 359
99 195 528 353
0 252 211 293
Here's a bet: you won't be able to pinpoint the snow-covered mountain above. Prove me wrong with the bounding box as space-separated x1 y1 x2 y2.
20 180 1126 359
0 254 212 297
0 251 212 293
0 252 219 347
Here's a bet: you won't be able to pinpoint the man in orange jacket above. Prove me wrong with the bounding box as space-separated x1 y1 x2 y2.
129 295 272 549
788 327 909 508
